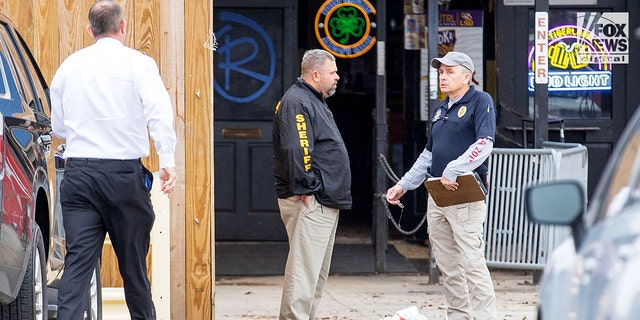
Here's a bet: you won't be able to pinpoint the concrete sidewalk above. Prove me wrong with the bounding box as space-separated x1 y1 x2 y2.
215 269 539 320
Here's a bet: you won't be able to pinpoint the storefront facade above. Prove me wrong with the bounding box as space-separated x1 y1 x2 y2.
213 0 640 241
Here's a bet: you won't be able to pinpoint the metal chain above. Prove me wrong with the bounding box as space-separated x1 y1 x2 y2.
377 154 428 235
378 153 401 183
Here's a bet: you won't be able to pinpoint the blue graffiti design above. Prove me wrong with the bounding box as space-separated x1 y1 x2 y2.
215 12 276 104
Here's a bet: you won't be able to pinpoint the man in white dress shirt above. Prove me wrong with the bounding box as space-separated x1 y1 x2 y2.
50 1 177 319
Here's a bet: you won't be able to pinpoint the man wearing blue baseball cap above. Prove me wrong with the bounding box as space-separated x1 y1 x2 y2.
387 51 497 320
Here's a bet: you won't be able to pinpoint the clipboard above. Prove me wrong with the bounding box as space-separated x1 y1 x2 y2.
424 172 488 207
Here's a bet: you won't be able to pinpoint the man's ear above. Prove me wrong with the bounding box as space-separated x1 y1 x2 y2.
86 24 94 38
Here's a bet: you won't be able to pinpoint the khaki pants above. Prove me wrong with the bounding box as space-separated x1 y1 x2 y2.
278 196 339 320
427 195 497 320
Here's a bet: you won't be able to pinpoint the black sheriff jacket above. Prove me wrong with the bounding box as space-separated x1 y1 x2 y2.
272 78 352 210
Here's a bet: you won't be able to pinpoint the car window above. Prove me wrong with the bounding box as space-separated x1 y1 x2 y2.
0 37 25 118
0 51 11 98
599 123 640 220
0 52 11 100
13 29 50 117
0 23 36 122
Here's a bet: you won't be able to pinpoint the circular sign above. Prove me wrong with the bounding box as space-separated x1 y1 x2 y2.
314 0 377 59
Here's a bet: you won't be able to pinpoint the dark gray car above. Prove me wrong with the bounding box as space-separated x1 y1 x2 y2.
526 106 640 319
0 13 101 320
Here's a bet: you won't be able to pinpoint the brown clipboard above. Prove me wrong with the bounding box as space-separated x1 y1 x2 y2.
424 173 487 207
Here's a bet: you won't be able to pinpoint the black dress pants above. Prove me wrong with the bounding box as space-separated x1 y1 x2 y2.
57 158 156 320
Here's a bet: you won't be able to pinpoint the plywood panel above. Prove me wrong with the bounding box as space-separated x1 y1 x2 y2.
120 0 134 48
135 0 161 170
133 0 159 58
33 0 59 82
58 0 86 63
6 1 33 49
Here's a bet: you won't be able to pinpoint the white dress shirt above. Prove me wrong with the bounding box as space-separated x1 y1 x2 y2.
51 37 176 168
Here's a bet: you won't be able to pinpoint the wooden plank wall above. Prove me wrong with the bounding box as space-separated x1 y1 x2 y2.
1 0 213 318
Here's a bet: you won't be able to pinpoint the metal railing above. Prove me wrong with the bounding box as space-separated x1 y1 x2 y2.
484 142 588 269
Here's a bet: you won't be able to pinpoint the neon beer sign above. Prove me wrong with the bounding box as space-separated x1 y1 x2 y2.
528 24 612 92
315 0 377 58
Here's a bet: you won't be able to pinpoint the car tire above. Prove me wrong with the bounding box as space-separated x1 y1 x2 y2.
0 226 47 320
83 261 102 320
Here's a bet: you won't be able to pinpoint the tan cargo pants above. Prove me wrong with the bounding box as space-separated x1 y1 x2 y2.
278 196 339 320
427 195 497 320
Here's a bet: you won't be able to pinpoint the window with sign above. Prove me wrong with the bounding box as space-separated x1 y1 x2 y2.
527 10 627 119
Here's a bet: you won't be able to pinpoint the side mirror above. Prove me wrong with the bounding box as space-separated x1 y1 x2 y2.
525 180 586 249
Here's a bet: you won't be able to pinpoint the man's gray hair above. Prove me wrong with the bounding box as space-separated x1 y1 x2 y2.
89 0 123 37
301 49 335 76
458 65 472 75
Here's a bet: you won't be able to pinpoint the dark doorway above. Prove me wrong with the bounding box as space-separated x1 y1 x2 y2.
213 0 297 240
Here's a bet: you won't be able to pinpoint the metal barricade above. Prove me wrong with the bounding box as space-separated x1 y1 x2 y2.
483 142 588 269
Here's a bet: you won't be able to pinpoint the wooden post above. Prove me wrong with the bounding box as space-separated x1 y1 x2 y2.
184 0 213 318
160 0 187 318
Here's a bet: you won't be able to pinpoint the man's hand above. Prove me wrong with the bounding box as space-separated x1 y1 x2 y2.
159 167 177 197
386 184 405 205
441 176 459 191
293 194 313 206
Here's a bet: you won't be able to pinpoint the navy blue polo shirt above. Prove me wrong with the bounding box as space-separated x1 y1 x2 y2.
426 86 496 178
